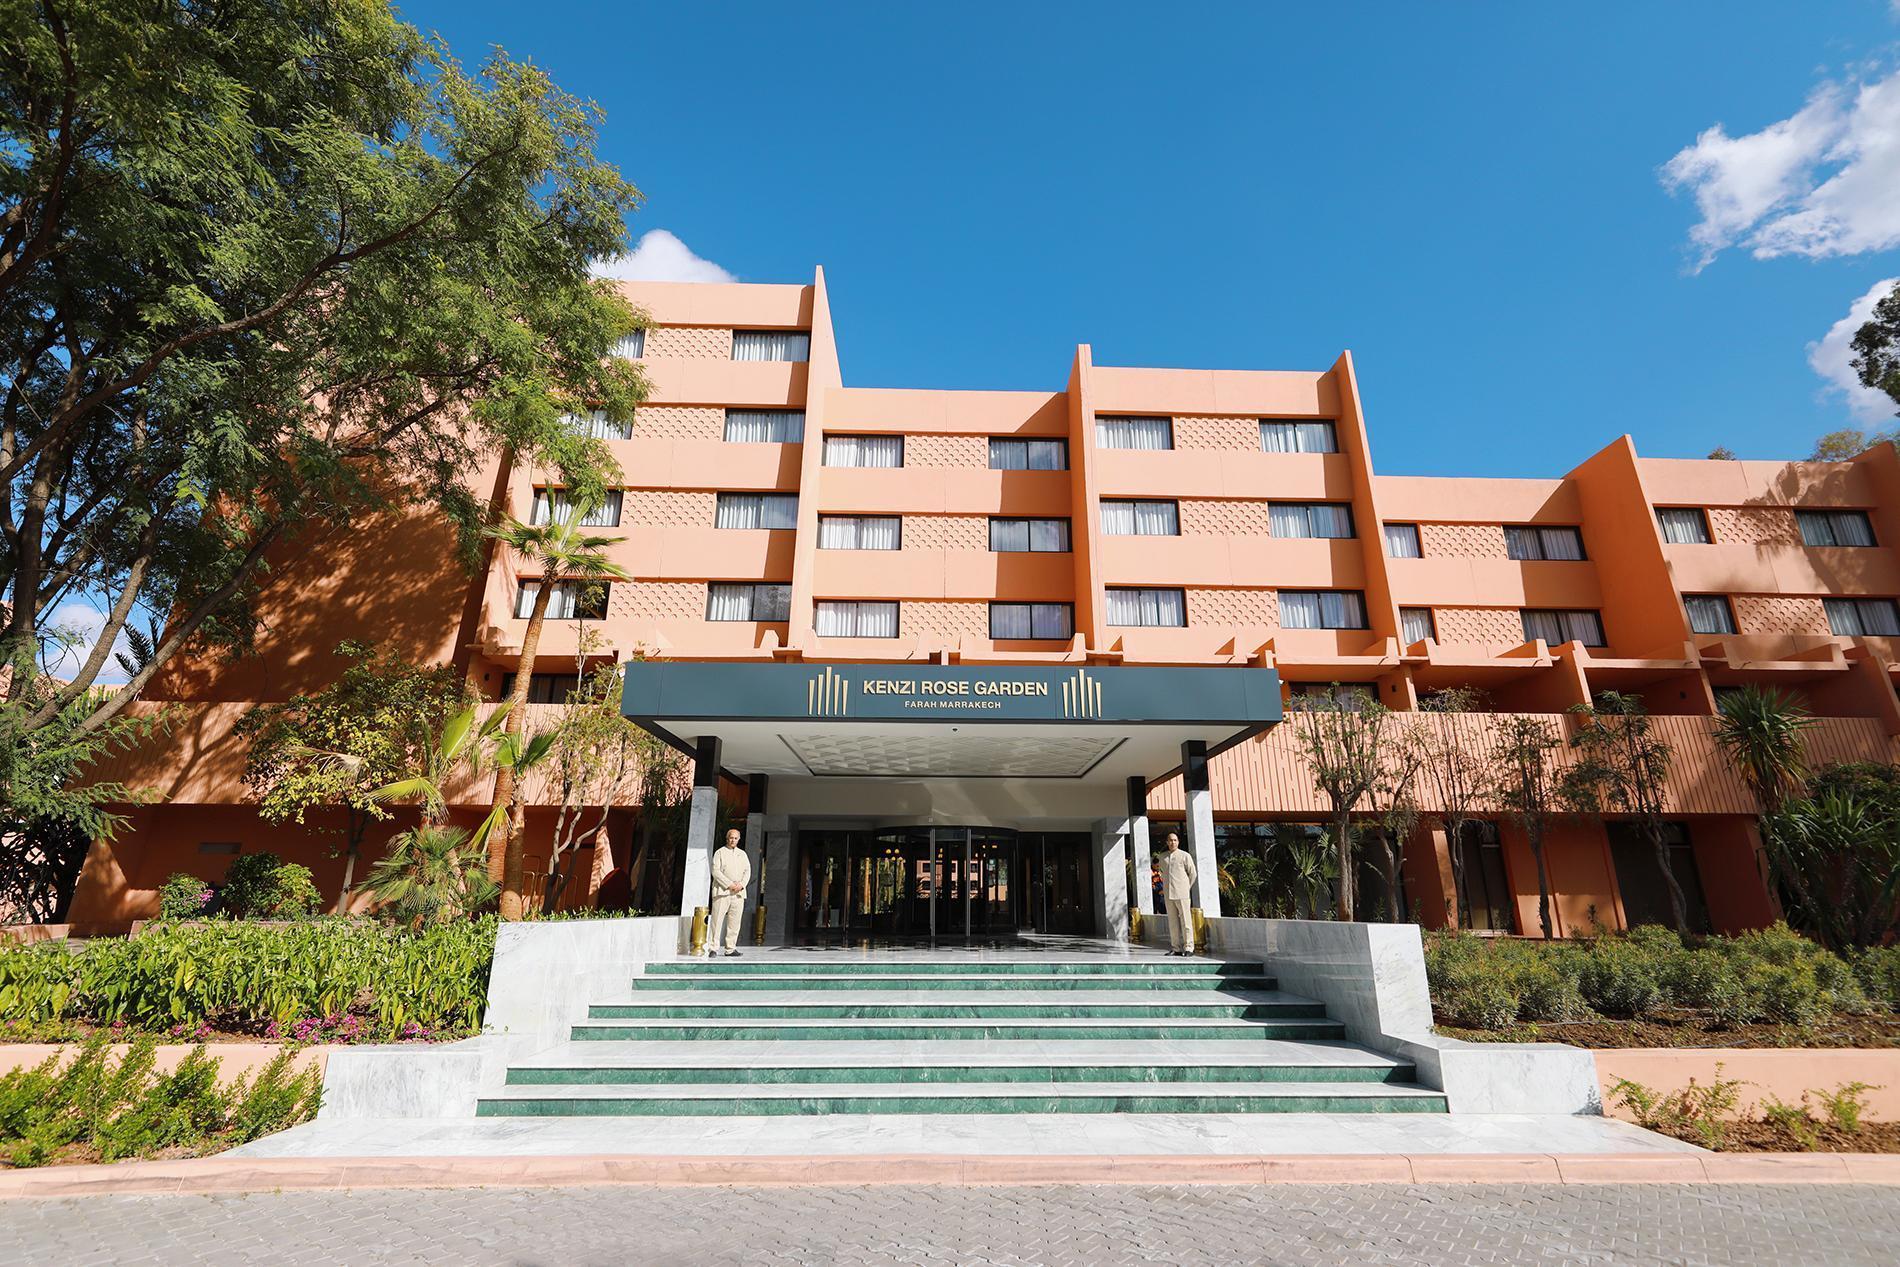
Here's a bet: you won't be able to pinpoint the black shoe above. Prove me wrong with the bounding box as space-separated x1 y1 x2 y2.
723 950 740 957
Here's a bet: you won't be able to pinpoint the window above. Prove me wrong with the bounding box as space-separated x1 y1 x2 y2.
1269 502 1354 539
1279 590 1369 630
1100 500 1180 536
1259 420 1338 453
814 600 899 637
1453 822 1516 934
988 438 1068 470
1287 682 1376 710
531 489 623 528
822 435 903 468
714 493 798 529
1797 509 1877 547
515 580 608 621
1521 608 1606 646
611 330 645 359
498 672 579 705
817 515 901 550
1504 525 1586 560
1384 523 1423 558
1609 823 1711 934
564 410 631 441
1656 507 1712 545
989 518 1071 552
724 410 805 443
1824 597 1900 636
731 330 810 362
1095 416 1173 450
1105 587 1187 627
1400 607 1436 644
1683 594 1738 635
706 582 791 622
989 603 1074 640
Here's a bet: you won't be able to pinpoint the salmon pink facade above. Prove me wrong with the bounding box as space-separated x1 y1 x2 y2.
68 269 1900 939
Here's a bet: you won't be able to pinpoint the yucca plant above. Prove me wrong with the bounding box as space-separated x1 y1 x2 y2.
361 825 500 933
1713 686 1815 815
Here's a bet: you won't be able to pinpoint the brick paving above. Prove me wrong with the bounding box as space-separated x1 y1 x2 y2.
3 1182 1898 1265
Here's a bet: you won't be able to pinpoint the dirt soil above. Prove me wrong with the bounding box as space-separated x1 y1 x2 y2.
1437 1009 1900 1049
1643 1120 1900 1153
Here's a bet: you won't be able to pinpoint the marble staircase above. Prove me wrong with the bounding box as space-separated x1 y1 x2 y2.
475 958 1448 1118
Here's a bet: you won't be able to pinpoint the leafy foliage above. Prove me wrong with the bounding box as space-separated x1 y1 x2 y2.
1763 762 1900 951
1561 693 1689 935
361 825 499 933
1287 686 1388 921
217 852 320 921
1491 714 1564 940
1713 686 1814 815
157 873 213 921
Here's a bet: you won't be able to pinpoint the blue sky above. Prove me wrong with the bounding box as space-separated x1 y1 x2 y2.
399 1 1900 478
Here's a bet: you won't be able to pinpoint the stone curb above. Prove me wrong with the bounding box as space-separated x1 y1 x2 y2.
1 1152 1898 1197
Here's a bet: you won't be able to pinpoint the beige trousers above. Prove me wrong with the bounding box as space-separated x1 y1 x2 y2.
1165 897 1193 952
709 892 745 952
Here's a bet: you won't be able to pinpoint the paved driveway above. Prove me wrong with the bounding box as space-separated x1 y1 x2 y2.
3 1182 1898 1265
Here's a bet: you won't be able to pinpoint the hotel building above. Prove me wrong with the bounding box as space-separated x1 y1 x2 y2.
72 269 1900 942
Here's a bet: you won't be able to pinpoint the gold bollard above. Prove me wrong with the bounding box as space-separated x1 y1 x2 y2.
1191 907 1209 954
752 902 768 945
1128 909 1144 944
689 905 708 956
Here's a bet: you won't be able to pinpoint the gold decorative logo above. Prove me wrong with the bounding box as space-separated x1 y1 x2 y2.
1061 667 1104 719
807 666 850 716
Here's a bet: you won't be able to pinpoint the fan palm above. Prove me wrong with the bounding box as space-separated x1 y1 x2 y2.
361 824 499 932
485 510 630 920
1712 686 1814 814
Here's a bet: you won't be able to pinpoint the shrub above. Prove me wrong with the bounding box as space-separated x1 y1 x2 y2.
219 853 320 920
1745 959 1830 1027
0 943 81 1023
1577 943 1662 1017
1515 963 1587 1022
1812 1081 1877 1134
1609 1065 1742 1150
1850 945 1900 1012
1441 976 1519 1030
157 874 213 921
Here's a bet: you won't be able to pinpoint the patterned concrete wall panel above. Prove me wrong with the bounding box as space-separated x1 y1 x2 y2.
1180 499 1274 536
1708 506 1801 547
1433 606 1525 647
1419 522 1508 559
1173 415 1262 451
1186 587 1279 628
1734 594 1832 636
644 326 734 360
902 599 991 641
621 490 717 529
608 581 705 622
902 515 990 551
634 405 725 442
904 434 989 467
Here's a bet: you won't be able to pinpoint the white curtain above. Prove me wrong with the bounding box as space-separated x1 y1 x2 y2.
1268 503 1309 538
1683 595 1735 635
715 494 798 529
1504 526 1541 560
1523 609 1604 646
1827 598 1900 636
990 518 1028 551
1279 591 1322 629
1260 421 1337 454
731 330 810 362
1539 527 1584 560
1321 590 1367 628
1030 519 1069 551
820 516 899 549
565 410 632 441
1310 504 1352 538
1400 607 1435 644
1104 501 1177 535
1385 523 1423 558
991 603 1073 639
1801 511 1876 547
535 490 621 527
611 330 645 359
1656 508 1710 545
823 435 903 467
989 439 1067 470
1105 587 1184 627
725 410 805 443
816 601 897 637
1271 503 1351 538
706 583 752 621
1096 416 1173 450
517 581 583 620
1100 502 1134 536
989 604 1032 638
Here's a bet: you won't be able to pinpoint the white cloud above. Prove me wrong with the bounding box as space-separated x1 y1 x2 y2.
591 230 736 284
40 601 132 685
1662 69 1900 268
1809 276 1900 423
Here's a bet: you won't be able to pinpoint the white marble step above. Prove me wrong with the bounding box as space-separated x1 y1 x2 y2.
589 988 1319 1008
509 1038 1409 1071
481 1080 1446 1104
571 1016 1344 1036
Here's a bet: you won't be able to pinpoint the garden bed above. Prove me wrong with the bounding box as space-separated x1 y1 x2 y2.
1438 1010 1900 1049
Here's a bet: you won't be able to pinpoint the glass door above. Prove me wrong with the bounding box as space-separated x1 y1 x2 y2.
970 830 1015 936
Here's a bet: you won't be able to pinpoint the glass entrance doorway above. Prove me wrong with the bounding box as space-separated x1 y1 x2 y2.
794 826 1093 939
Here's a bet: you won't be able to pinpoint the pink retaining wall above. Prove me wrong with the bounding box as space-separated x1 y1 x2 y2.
0 1043 330 1080
1596 1048 1900 1122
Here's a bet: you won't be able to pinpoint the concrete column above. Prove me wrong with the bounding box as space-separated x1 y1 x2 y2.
1126 776 1153 916
1182 739 1221 917
679 736 722 929
741 774 768 930
761 814 793 944
1092 816 1130 942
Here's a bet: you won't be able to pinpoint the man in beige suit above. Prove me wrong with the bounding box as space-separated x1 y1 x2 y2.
708 827 751 957
1160 830 1197 956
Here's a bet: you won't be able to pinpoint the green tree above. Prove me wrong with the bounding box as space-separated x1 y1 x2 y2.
1766 762 1900 950
1713 687 1814 816
360 825 498 933
1811 428 1896 461
1287 686 1388 922
1706 446 1738 461
368 704 512 841
0 1 645 828
1414 688 1499 929
1561 692 1689 935
539 665 672 912
482 513 629 921
1850 281 1900 419
1493 714 1563 940
235 642 471 913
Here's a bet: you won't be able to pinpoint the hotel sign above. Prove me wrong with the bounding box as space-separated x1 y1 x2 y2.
624 662 1280 727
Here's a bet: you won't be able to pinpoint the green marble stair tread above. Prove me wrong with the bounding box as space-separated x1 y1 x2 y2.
506 1062 1419 1086
569 1019 1348 1041
626 973 1279 992
504 1036 1405 1070
641 960 1267 977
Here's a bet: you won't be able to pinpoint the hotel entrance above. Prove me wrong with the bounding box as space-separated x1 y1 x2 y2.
795 827 1093 940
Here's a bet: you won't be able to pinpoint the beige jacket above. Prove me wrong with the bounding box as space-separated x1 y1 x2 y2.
710 845 752 898
1160 848 1197 902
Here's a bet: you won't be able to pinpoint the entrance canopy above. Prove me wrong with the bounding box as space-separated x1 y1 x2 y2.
621 662 1282 787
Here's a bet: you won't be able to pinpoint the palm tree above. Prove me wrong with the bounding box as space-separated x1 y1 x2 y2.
361 824 499 932
485 510 630 920
1713 686 1814 815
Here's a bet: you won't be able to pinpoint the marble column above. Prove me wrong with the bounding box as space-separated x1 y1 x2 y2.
741 774 768 930
1126 775 1153 917
1092 815 1130 942
679 736 722 930
761 814 793 943
1181 739 1221 917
